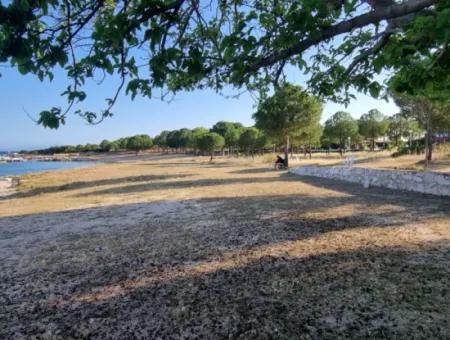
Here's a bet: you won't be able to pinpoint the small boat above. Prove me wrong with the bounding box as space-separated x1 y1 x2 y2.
10 157 25 162
0 155 25 162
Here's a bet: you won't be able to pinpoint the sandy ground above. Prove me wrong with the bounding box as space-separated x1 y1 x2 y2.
0 155 449 338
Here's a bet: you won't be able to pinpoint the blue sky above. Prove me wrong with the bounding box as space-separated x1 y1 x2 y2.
0 64 398 151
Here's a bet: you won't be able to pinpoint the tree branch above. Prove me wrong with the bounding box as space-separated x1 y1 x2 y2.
248 0 437 71
342 31 393 77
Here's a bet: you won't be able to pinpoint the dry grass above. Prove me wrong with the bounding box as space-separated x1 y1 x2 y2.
284 149 450 172
0 155 449 338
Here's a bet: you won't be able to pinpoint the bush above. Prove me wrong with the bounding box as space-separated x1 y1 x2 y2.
391 141 425 157
436 142 450 154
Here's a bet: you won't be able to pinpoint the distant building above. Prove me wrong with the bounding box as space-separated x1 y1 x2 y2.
433 132 449 143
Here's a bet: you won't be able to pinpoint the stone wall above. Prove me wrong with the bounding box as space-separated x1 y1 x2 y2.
290 166 450 197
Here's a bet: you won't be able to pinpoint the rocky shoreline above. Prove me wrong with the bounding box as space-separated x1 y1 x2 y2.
0 177 12 196
0 176 20 197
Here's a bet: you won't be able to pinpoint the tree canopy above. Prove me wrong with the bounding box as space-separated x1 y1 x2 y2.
387 113 421 147
154 130 170 149
211 121 244 150
1 0 447 127
358 109 389 150
294 122 323 158
238 127 266 156
197 132 225 160
391 91 450 161
323 111 359 154
253 83 322 165
189 127 209 150
126 134 153 152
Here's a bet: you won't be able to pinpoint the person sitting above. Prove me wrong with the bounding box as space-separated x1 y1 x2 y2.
274 155 285 170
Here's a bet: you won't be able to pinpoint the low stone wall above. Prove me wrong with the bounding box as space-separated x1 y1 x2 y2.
290 166 450 197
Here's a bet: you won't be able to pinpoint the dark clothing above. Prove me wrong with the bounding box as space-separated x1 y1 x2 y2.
275 156 284 164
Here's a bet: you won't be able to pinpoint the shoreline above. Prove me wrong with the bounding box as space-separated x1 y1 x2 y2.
0 159 100 193
0 153 189 196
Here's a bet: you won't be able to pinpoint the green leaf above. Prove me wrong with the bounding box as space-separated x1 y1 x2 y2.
368 82 381 98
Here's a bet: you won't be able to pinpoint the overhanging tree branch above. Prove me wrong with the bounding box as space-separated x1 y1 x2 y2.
248 0 437 71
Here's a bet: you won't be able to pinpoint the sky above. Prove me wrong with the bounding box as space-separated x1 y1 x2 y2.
0 64 399 151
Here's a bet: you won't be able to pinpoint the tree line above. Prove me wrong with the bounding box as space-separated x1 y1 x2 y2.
31 84 448 166
253 84 448 167
32 124 270 162
30 134 153 155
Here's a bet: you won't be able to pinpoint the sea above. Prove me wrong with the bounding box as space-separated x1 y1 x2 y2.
0 152 98 177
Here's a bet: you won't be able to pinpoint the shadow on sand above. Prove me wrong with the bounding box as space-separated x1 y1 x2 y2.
1 174 192 200
1 174 449 338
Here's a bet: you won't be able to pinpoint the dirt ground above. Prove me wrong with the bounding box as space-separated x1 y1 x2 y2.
0 155 449 339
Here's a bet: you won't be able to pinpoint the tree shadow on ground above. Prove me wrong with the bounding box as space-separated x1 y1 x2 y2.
100 153 194 163
1 190 445 258
294 174 450 209
73 175 298 197
1 175 449 338
3 242 449 339
1 174 192 200
414 159 450 171
73 171 450 216
228 167 275 174
141 161 238 168
140 161 200 166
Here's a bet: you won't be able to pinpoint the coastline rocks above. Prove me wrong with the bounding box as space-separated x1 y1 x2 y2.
0 177 20 197
0 177 13 196
290 166 450 197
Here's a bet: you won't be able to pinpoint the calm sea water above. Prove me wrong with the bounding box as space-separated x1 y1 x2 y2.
0 160 98 177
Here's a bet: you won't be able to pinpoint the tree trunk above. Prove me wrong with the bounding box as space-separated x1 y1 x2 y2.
210 151 214 162
425 131 433 164
284 135 290 168
425 114 432 167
